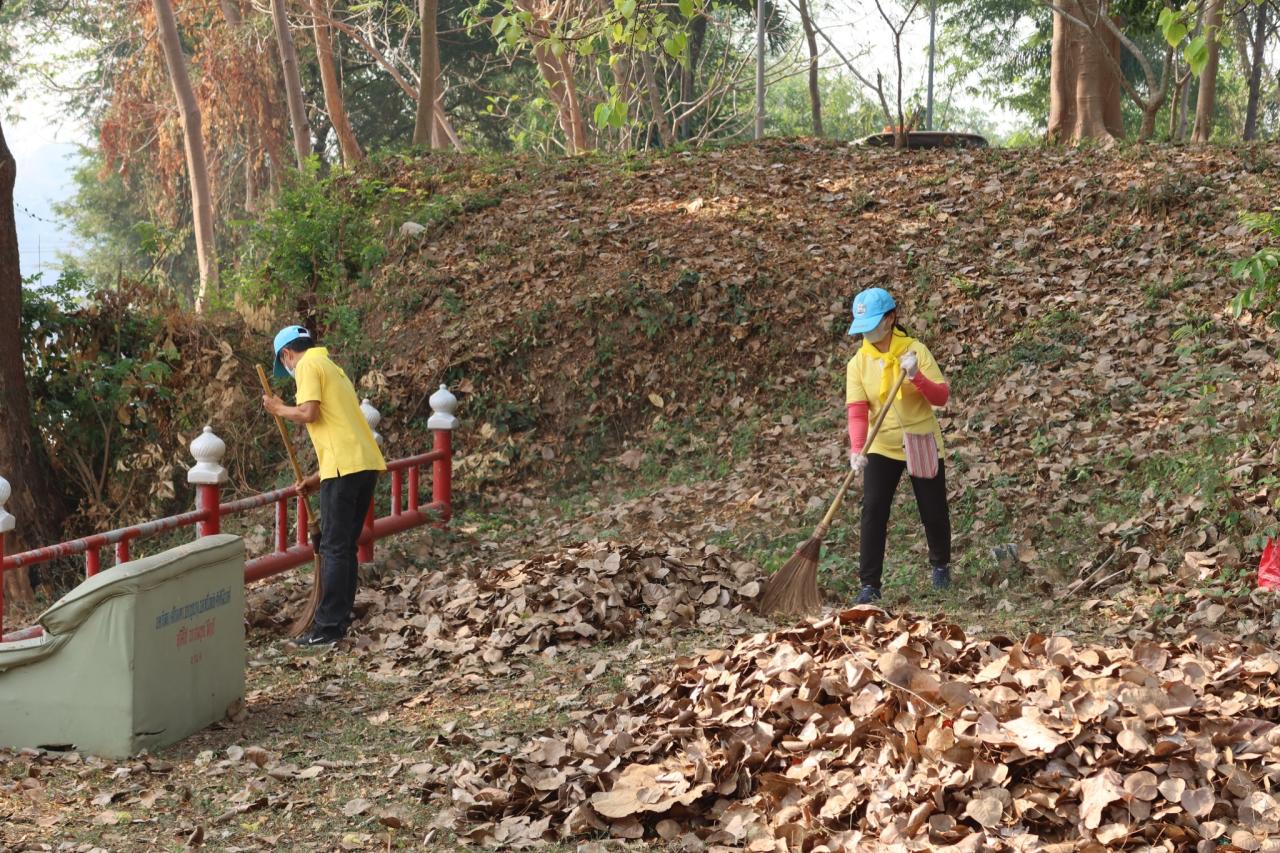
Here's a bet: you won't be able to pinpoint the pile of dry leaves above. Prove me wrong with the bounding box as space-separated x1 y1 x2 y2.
342 542 763 678
437 606 1280 851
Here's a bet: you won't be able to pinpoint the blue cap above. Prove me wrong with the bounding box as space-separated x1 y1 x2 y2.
272 325 312 378
847 288 896 335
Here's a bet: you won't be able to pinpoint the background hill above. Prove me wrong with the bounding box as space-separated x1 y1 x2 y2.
19 140 1280 628
351 139 1280 618
8 141 1280 850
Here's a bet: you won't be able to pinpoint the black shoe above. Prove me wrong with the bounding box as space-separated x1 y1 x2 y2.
855 586 881 604
296 630 339 647
931 566 952 590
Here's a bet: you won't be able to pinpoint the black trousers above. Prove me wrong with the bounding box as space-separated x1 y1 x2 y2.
313 469 379 636
859 454 950 590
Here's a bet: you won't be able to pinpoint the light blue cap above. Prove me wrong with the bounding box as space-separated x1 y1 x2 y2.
847 288 896 335
272 325 312 378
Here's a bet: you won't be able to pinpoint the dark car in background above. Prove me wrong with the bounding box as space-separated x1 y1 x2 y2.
856 131 989 149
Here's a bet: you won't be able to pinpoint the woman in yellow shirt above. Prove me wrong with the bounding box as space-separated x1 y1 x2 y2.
845 288 951 604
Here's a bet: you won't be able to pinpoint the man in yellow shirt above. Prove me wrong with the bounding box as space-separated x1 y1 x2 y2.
262 326 386 646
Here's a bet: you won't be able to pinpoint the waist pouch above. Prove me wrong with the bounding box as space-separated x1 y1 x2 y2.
903 431 939 479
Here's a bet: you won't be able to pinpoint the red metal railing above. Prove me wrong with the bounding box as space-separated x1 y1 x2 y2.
0 386 458 643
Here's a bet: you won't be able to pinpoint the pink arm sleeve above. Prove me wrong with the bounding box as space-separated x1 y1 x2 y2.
911 373 949 407
847 402 869 454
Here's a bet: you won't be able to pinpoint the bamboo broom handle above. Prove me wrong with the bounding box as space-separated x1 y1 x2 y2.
814 367 910 535
256 364 316 527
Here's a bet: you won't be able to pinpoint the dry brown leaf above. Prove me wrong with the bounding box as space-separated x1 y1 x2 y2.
1181 786 1215 818
964 795 1003 828
342 797 374 817
1004 714 1067 754
1123 770 1158 801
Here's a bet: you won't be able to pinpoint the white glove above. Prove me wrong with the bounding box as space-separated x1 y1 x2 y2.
850 452 868 474
900 351 919 379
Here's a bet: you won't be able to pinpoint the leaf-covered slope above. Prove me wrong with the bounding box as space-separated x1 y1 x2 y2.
362 140 1280 606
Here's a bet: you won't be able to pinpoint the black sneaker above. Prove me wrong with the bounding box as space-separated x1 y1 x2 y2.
296 630 339 647
931 565 952 590
854 586 881 604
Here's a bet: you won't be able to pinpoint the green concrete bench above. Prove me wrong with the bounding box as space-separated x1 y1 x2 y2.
0 534 245 758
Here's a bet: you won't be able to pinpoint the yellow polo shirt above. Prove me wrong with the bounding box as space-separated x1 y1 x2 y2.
846 340 947 461
294 348 386 480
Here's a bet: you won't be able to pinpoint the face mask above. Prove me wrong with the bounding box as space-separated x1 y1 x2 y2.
864 318 893 344
285 364 295 377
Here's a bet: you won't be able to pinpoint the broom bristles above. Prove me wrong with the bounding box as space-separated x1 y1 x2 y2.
759 536 824 616
288 555 324 638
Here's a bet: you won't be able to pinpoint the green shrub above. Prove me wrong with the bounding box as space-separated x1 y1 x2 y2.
21 269 182 522
228 160 388 323
1230 212 1280 321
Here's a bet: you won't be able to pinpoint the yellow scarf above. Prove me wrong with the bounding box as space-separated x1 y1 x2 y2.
860 329 915 404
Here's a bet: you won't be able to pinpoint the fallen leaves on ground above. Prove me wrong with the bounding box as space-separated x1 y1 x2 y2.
437 606 1280 850
349 541 764 685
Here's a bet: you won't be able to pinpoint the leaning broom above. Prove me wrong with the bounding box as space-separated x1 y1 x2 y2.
256 364 324 636
759 369 908 616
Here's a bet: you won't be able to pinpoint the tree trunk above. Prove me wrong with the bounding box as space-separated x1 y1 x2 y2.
681 16 708 140
309 0 363 164
531 43 582 153
1047 5 1077 142
1138 104 1158 141
558 53 589 152
797 0 822 136
218 0 270 212
754 0 764 139
272 0 312 166
218 0 243 25
609 50 635 150
430 22 445 148
1073 1 1117 142
640 53 674 148
1172 73 1192 138
245 155 258 212
1242 3 1267 140
0 117 69 608
678 59 693 141
413 0 438 147
1169 70 1186 140
1179 3 1204 142
516 0 586 153
1047 0 1123 144
1191 0 1221 142
153 0 219 310
1099 23 1124 137
894 34 907 149
1137 49 1173 142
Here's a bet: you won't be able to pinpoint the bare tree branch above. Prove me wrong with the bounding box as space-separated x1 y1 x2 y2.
782 0 880 94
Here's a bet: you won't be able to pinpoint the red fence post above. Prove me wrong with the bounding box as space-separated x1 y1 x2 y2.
0 475 13 641
358 399 383 563
428 385 457 522
188 425 228 538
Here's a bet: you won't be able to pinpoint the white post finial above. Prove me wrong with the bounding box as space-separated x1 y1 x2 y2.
361 398 383 446
427 384 458 430
0 475 15 534
188 426 229 485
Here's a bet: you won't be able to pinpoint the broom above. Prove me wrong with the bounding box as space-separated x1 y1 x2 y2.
759 367 909 617
256 364 323 637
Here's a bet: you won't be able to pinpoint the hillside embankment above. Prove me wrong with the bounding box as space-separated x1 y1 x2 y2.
6 141 1280 851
